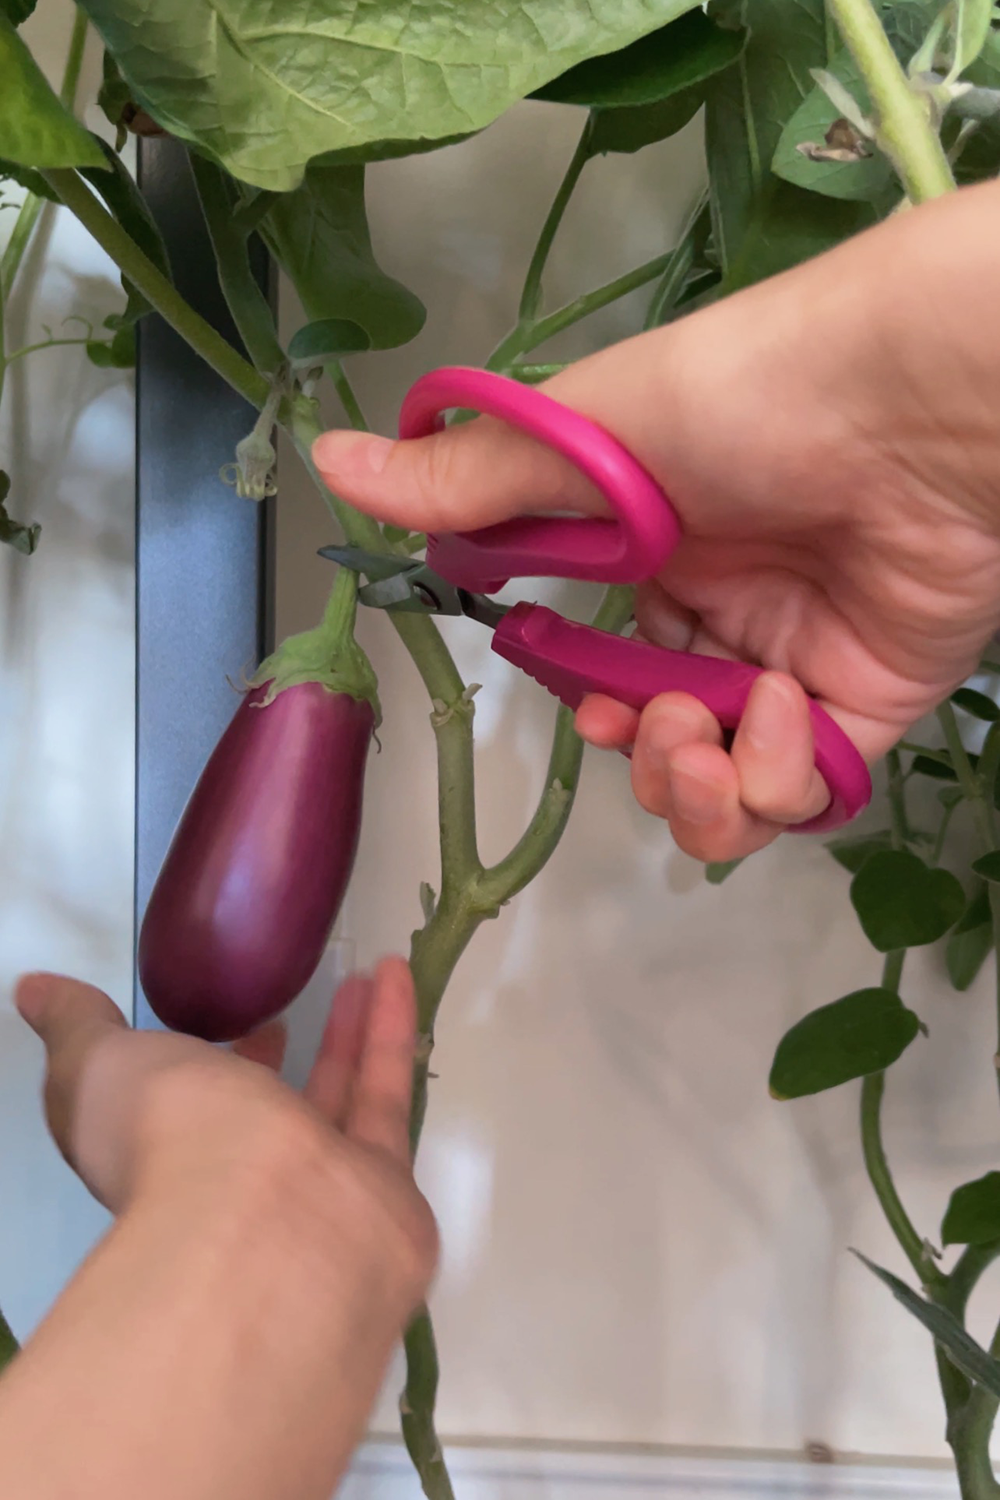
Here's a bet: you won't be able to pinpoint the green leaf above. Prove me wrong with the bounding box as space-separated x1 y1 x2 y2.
943 1172 1000 1246
86 323 135 368
315 132 477 168
826 830 894 875
973 851 1000 883
705 858 742 884
0 0 36 24
0 14 104 169
772 52 894 202
77 0 702 191
287 318 371 365
853 1250 1000 1397
0 156 60 200
533 9 745 107
97 49 132 149
0 470 40 555
946 921 993 991
703 0 880 290
912 750 960 781
952 686 1000 721
851 850 965 951
945 881 993 995
952 0 994 75
261 165 425 352
79 138 171 327
589 90 705 153
769 987 921 1099
954 881 992 934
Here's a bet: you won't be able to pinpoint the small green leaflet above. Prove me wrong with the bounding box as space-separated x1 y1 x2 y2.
589 92 705 154
850 849 964 952
287 319 371 366
77 0 704 191
826 830 894 876
853 1251 1000 1397
0 470 40 555
972 851 1000 883
952 686 1000 722
772 51 894 202
942 1172 1000 1246
946 880 994 990
769 988 921 1099
0 14 104 169
705 858 742 885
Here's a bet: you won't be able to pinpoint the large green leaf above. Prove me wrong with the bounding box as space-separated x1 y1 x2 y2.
0 14 104 169
261 165 425 351
533 9 745 107
79 0 701 191
772 51 894 201
0 157 60 199
853 1251 1000 1397
769 987 921 1099
850 849 964 952
703 0 879 290
942 1172 1000 1246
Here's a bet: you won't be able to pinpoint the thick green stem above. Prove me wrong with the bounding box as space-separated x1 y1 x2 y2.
188 154 284 375
42 168 270 410
827 0 955 201
490 250 674 370
401 1308 455 1500
518 121 592 325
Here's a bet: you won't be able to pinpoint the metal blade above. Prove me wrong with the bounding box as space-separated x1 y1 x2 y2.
317 544 413 583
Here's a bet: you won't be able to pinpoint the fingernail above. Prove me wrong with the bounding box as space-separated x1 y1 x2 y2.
312 432 394 478
742 674 796 754
668 762 723 825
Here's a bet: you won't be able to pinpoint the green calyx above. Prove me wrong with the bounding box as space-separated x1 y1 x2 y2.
249 566 381 721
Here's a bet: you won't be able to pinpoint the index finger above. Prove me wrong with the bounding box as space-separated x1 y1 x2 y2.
346 957 418 1164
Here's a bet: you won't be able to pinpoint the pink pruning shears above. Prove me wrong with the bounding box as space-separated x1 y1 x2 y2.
320 367 871 834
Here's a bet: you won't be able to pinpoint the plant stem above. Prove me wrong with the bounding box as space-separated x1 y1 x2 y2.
861 755 944 1287
490 250 674 370
827 0 955 201
401 1307 455 1500
42 168 270 410
0 6 88 300
478 585 634 902
328 360 369 430
643 192 710 331
518 120 592 325
4 335 92 363
188 154 284 375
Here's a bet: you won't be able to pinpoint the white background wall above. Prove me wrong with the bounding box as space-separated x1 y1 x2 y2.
0 3 129 1339
0 1 997 1481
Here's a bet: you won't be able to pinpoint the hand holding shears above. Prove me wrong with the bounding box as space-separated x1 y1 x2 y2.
321 367 871 838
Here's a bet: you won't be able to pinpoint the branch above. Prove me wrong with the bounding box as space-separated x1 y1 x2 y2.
188 153 284 375
827 0 955 201
41 167 269 410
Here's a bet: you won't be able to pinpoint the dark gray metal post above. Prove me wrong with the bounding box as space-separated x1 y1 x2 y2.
133 137 274 1028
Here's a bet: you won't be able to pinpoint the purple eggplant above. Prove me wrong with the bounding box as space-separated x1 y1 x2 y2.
139 572 379 1042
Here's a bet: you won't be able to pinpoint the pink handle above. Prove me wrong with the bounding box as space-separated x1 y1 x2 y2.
399 367 680 593
493 605 872 834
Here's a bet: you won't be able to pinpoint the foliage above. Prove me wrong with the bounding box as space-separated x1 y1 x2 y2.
6 0 1000 1496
